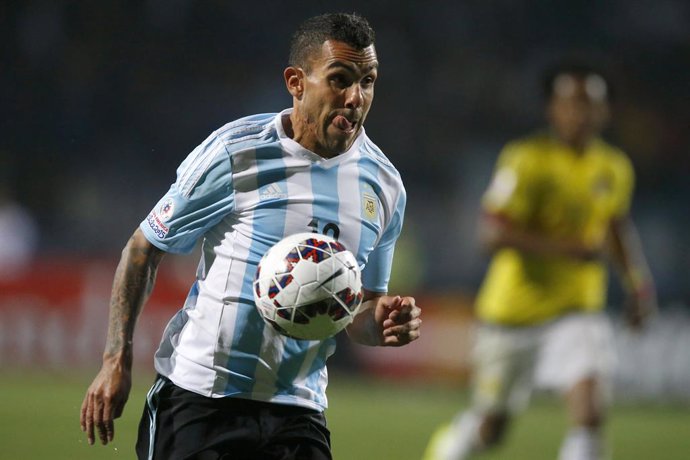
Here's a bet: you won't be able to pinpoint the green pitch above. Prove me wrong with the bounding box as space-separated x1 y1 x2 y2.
1 371 688 459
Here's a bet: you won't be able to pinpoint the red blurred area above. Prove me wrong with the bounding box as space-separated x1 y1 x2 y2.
0 258 191 369
0 258 476 382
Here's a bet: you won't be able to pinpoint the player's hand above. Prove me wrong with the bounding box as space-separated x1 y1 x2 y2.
80 358 132 446
374 295 421 346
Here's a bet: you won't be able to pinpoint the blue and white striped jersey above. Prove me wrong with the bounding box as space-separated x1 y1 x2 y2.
140 109 406 411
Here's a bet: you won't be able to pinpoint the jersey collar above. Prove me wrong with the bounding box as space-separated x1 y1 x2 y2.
274 109 365 167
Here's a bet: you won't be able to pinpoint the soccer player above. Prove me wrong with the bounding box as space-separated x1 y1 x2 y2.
424 63 657 460
80 13 421 460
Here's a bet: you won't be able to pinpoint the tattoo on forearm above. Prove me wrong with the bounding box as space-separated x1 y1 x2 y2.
104 236 161 358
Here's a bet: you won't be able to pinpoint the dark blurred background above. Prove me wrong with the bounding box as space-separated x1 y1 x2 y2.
2 0 688 302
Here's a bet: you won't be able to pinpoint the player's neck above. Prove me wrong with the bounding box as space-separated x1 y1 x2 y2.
551 131 594 154
566 140 588 154
282 113 295 139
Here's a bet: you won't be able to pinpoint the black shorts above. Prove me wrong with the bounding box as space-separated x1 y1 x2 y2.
136 376 332 460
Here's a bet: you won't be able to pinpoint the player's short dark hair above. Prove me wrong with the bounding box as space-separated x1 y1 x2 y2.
542 61 614 102
289 12 375 71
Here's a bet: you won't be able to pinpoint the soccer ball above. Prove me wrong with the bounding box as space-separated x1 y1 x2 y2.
253 232 363 340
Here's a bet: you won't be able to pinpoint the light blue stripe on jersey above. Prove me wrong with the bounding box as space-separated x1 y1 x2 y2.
310 162 342 237
225 144 288 394
271 162 342 404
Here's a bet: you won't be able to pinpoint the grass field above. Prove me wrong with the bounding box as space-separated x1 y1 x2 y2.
1 371 688 459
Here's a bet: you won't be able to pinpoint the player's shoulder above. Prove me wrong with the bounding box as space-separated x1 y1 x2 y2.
213 113 279 152
591 138 629 160
504 132 553 155
357 134 406 207
359 133 401 177
496 133 551 170
591 138 634 173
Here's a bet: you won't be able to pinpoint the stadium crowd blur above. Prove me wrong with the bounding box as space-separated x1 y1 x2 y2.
2 3 688 307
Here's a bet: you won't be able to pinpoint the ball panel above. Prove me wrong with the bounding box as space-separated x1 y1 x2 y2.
298 240 333 263
267 279 281 299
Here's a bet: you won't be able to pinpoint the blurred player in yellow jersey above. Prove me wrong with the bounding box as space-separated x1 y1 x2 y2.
424 63 657 460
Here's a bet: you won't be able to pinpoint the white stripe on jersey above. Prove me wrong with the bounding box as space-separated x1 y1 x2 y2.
337 156 364 255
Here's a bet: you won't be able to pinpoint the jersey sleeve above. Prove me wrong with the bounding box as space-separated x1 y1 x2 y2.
610 152 635 219
481 142 538 223
140 132 235 254
361 188 406 293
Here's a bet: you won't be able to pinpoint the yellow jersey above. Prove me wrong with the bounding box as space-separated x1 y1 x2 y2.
475 133 634 325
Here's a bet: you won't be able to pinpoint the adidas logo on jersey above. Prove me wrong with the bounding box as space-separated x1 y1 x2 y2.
260 183 287 200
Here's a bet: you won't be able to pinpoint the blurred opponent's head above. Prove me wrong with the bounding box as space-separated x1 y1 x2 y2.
542 62 612 150
284 13 378 158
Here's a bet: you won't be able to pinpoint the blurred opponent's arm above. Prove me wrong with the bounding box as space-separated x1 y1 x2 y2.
479 211 601 261
607 217 657 329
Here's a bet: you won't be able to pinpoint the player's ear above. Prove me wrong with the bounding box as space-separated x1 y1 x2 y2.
284 66 305 99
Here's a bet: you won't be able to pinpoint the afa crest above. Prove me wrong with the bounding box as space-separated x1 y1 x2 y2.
363 193 378 220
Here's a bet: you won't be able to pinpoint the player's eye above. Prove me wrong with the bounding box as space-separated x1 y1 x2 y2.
361 76 376 88
329 74 351 89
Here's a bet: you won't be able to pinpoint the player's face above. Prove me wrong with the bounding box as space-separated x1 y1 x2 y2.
547 74 610 149
286 40 378 158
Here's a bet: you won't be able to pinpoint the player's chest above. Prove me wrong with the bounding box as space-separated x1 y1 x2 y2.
537 157 618 219
551 162 614 195
233 162 385 250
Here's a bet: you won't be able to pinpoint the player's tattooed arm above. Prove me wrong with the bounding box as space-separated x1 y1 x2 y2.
81 228 165 446
104 227 165 361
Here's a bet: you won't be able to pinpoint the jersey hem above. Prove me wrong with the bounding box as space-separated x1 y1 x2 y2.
163 373 326 412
